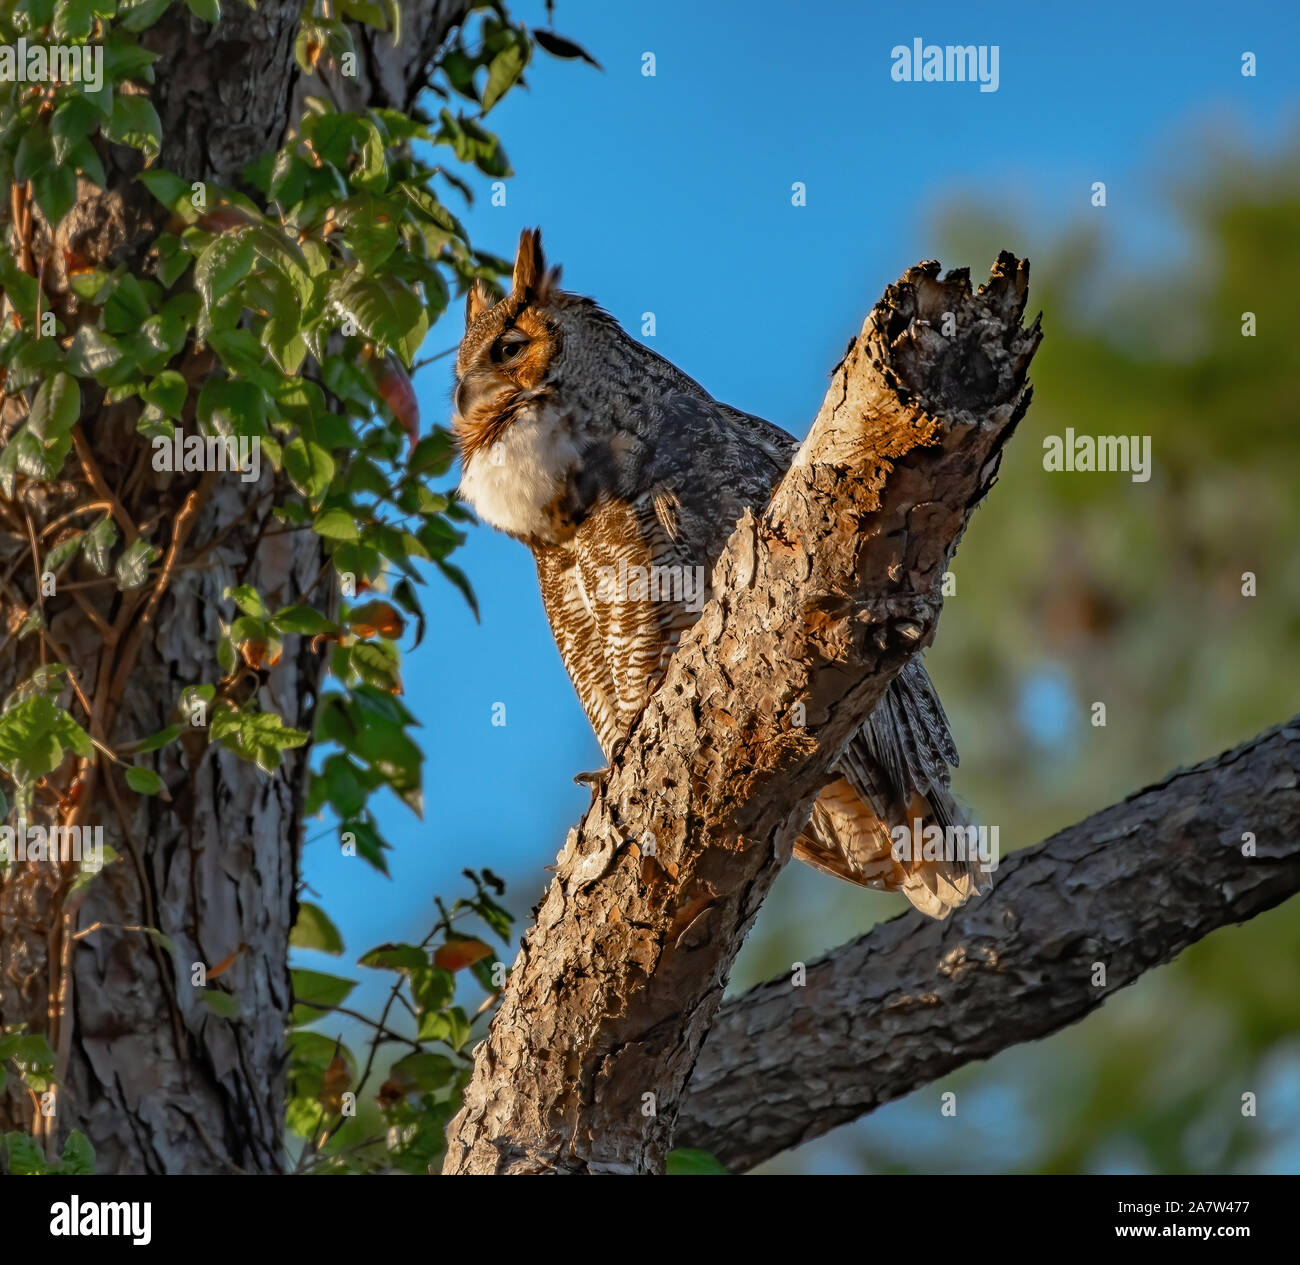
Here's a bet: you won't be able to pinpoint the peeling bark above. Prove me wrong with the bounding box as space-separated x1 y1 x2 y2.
442 257 1041 1174
0 0 472 1174
675 717 1300 1172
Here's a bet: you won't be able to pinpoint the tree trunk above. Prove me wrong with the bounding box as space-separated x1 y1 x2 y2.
0 0 471 1174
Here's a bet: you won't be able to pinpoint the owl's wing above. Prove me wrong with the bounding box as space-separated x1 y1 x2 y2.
535 544 624 754
540 393 793 759
538 493 704 759
843 657 962 828
636 393 795 563
572 492 701 755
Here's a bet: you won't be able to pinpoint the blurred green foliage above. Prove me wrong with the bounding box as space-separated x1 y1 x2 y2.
737 137 1300 1175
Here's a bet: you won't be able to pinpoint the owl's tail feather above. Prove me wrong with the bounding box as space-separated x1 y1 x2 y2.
793 660 992 919
794 779 987 920
806 660 987 920
895 788 990 919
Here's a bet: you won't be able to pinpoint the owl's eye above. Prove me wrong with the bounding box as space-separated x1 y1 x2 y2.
491 333 529 364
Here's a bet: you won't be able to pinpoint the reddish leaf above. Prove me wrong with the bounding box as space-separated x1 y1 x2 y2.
433 938 493 972
374 354 419 454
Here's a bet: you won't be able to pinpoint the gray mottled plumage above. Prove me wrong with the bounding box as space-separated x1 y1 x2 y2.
453 229 985 918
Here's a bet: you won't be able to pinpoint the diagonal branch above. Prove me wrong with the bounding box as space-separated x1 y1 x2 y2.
442 256 1041 1174
675 717 1300 1171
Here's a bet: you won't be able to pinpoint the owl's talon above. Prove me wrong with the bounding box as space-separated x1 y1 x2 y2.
573 767 609 791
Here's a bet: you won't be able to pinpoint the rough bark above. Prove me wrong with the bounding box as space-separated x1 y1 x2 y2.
0 0 472 1174
442 257 1042 1174
675 717 1300 1172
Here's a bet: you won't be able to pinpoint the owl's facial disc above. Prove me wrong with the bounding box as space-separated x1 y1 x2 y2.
452 300 561 462
453 229 567 463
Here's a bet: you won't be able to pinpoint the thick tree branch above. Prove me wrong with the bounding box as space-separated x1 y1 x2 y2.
676 717 1300 1171
442 256 1041 1174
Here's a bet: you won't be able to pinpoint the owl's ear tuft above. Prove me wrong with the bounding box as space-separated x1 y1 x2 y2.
512 227 546 297
465 278 492 325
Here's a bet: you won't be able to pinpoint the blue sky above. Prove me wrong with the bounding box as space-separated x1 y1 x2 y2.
296 0 1299 1035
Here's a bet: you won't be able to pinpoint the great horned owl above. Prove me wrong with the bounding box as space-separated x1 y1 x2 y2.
453 229 984 918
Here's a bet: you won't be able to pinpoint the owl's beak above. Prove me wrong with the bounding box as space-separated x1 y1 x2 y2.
453 369 502 425
453 375 474 418
455 372 544 434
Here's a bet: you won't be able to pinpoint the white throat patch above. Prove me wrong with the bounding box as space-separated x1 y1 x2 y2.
458 407 579 542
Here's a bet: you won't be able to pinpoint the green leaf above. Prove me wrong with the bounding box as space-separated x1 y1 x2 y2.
339 0 388 30
138 169 195 217
51 96 101 163
118 0 172 31
13 120 52 187
2 425 69 488
194 230 255 310
409 964 454 1014
178 684 214 726
482 38 528 113
389 1051 455 1092
327 269 422 354
31 162 78 227
442 1005 471 1052
29 373 80 441
250 270 307 375
156 234 193 287
82 515 119 575
4 1132 47 1175
321 754 369 818
290 968 357 1025
125 766 164 795
53 0 102 42
133 723 182 753
338 817 390 875
665 1148 729 1175
67 138 107 190
106 94 162 165
17 606 45 641
353 118 387 193
7 664 72 707
44 531 84 573
114 537 159 590
334 196 399 272
312 508 358 541
357 942 426 972
284 438 335 501
56 1131 95 1176
210 705 309 773
225 584 266 617
350 640 404 698
290 903 344 955
433 110 511 180
271 604 337 636
5 1031 55 1074
3 338 65 391
142 369 187 417
415 1010 449 1042
183 0 221 22
65 325 124 378
0 694 93 785
98 272 153 334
